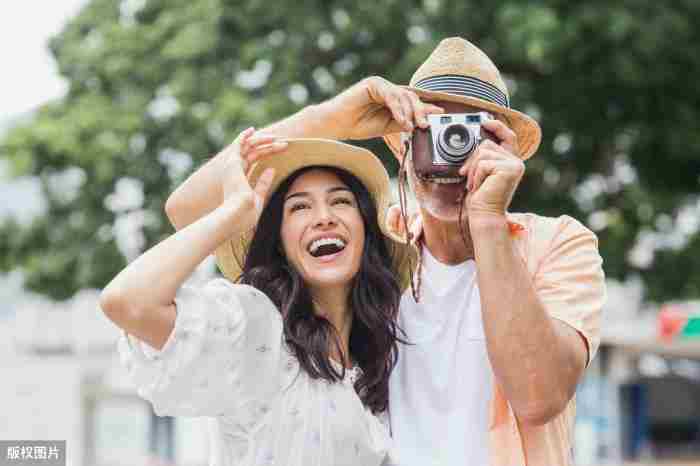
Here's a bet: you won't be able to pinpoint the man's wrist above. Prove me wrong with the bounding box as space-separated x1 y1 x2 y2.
469 212 509 233
311 100 346 140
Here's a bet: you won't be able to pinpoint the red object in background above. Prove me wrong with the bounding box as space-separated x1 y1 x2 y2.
657 305 689 341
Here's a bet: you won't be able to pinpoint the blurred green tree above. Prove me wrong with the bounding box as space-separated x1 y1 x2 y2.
2 0 700 301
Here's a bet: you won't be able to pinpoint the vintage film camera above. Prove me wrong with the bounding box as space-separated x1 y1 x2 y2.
412 112 493 180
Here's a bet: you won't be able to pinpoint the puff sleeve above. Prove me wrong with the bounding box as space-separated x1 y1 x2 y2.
118 278 284 417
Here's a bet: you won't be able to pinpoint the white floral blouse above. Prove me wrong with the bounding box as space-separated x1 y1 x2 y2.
118 278 392 466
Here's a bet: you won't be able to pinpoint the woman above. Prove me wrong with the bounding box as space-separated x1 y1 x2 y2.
100 130 413 466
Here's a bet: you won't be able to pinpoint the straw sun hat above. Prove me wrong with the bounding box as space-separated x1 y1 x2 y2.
214 138 415 289
384 37 542 160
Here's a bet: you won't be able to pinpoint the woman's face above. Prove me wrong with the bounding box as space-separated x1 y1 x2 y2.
280 168 366 292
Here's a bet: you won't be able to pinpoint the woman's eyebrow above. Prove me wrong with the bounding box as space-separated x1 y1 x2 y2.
284 191 308 202
327 186 352 195
284 186 351 202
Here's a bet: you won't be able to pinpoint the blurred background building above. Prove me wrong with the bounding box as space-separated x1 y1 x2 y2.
3 1 700 465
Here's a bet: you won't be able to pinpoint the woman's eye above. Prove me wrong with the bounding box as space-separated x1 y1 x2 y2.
290 203 309 212
332 197 353 206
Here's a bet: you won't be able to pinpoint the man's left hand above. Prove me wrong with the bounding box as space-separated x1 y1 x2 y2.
459 119 524 221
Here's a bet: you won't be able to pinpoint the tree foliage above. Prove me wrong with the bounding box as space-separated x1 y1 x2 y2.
2 0 700 301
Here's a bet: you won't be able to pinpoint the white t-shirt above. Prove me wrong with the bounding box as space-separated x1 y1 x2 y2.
389 248 493 466
117 279 392 466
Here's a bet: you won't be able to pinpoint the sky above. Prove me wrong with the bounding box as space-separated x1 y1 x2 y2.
1 1 88 120
0 2 88 302
1 1 88 211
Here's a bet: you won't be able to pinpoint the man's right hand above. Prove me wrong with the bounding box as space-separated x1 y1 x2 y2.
329 76 444 140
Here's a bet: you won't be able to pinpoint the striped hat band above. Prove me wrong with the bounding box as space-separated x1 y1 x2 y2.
414 74 510 108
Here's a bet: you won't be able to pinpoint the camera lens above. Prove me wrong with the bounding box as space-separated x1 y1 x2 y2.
437 124 475 162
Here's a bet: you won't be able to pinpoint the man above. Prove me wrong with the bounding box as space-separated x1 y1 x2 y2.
166 37 604 466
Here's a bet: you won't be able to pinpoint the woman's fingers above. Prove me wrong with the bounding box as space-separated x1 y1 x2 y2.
234 127 256 154
242 134 281 157
235 127 255 145
245 141 289 166
252 168 276 209
243 133 277 151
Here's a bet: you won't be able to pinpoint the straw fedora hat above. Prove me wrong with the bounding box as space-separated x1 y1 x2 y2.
384 37 541 160
214 138 415 289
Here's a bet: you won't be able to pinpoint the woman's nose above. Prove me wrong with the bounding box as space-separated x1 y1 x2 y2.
313 205 336 228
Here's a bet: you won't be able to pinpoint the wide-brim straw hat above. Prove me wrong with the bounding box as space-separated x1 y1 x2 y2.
215 138 415 290
384 37 542 160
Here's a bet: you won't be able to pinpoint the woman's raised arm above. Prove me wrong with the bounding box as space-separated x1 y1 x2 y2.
165 128 287 230
101 131 275 349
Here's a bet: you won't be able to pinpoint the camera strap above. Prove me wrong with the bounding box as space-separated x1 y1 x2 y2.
399 140 423 303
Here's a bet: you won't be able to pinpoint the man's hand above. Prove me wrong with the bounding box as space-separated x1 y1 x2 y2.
459 119 524 221
333 76 444 140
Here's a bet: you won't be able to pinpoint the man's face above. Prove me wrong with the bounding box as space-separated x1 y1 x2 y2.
407 101 499 223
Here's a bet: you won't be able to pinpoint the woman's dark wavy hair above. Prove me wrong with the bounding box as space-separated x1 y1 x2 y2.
238 165 403 413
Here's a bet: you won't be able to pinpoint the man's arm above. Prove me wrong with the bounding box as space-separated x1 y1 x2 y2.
471 216 594 426
165 77 440 230
463 121 602 426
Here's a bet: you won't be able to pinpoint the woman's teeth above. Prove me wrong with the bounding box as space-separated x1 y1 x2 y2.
308 237 347 257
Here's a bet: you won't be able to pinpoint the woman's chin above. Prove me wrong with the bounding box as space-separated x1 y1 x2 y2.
306 270 355 289
301 261 359 290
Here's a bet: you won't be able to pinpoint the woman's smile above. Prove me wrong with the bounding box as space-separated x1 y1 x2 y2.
281 168 365 289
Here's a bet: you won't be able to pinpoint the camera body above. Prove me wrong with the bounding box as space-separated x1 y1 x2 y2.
412 112 493 179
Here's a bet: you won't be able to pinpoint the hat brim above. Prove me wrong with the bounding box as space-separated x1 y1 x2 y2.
383 86 542 161
214 138 416 289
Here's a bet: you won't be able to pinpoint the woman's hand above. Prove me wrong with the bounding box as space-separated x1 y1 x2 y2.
221 127 282 223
